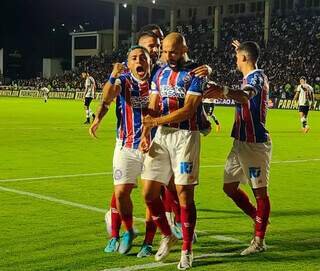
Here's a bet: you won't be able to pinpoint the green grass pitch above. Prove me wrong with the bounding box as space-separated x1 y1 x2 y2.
0 97 319 271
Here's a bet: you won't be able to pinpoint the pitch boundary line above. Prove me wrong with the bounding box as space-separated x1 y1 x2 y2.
99 252 238 271
1 158 319 183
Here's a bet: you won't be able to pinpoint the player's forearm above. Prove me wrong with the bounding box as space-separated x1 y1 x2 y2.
95 101 109 122
225 88 250 104
205 85 250 104
154 106 196 126
102 82 119 104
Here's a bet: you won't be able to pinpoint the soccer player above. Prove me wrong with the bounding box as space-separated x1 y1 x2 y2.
82 71 96 124
204 40 271 256
202 97 221 132
140 32 206 269
293 76 314 133
89 46 152 255
41 86 50 103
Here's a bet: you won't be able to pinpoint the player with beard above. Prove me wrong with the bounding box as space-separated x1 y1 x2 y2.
140 33 206 269
89 46 152 255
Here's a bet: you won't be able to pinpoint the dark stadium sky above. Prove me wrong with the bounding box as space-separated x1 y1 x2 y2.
0 0 128 78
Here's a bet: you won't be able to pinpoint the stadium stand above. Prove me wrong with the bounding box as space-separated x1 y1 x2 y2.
8 13 320 97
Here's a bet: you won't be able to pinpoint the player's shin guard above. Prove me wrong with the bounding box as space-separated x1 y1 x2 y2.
144 220 157 245
86 109 90 118
180 203 196 251
228 189 257 219
111 193 121 238
146 198 172 236
255 196 270 239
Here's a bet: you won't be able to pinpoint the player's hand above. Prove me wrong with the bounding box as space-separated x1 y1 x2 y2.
143 115 158 128
191 65 212 78
111 63 124 78
89 119 100 139
203 84 224 99
232 40 241 50
139 136 150 153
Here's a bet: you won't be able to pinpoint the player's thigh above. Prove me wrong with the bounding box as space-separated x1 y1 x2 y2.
224 141 247 185
171 130 200 186
141 132 173 186
238 141 272 189
113 144 144 186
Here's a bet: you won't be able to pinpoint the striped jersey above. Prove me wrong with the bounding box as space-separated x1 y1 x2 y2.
150 64 205 131
231 69 269 143
115 72 150 149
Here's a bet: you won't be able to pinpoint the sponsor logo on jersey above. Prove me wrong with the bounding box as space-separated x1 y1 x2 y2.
160 85 186 98
130 96 149 108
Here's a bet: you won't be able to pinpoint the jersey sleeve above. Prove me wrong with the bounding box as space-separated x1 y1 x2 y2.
244 72 264 96
187 76 205 96
150 68 162 95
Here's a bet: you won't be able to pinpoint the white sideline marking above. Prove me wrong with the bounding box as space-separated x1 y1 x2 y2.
0 172 113 183
210 235 245 244
0 186 145 222
100 252 238 271
0 158 319 183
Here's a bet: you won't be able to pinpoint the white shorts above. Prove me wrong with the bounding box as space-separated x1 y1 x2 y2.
224 139 272 189
141 126 200 186
113 141 145 186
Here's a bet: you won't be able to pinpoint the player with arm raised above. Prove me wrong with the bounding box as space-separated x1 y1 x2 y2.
205 40 272 256
90 46 152 255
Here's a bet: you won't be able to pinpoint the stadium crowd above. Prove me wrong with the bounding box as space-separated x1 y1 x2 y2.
9 13 320 97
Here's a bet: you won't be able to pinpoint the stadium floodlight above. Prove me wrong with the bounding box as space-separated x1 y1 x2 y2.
61 23 65 27
152 0 156 4
52 28 56 32
123 3 127 8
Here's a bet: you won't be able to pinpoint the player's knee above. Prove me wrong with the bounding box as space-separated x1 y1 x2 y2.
223 184 237 197
114 188 130 202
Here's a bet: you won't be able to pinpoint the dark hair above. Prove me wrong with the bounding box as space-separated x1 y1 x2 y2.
300 76 306 80
137 31 159 44
238 41 260 63
127 45 150 57
139 24 162 33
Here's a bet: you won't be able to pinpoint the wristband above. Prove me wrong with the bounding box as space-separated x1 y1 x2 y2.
223 86 229 97
109 77 117 85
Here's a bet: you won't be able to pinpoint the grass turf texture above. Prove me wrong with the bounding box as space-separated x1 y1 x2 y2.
0 97 319 271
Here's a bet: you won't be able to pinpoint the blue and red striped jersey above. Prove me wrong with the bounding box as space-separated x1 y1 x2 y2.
231 69 269 143
115 72 150 149
150 64 205 131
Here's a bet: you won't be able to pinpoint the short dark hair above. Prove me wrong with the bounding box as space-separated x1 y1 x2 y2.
136 31 159 44
139 24 161 33
300 76 306 81
238 41 260 63
127 45 150 57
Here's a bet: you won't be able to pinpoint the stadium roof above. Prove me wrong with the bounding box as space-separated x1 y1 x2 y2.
99 0 219 8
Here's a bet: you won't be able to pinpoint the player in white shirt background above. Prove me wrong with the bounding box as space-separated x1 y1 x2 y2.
293 76 314 133
82 71 96 124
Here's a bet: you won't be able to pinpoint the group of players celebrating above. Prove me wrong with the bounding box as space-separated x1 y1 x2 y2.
88 24 272 270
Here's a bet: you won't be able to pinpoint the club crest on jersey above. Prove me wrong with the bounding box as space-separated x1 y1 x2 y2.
180 162 193 174
249 167 261 181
